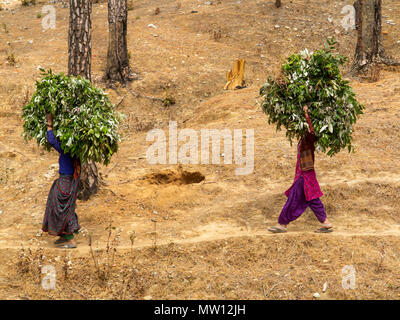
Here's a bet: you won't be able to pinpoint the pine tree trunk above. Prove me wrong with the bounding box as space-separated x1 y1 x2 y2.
351 0 399 75
106 0 134 84
68 0 98 201
68 0 92 81
78 161 99 201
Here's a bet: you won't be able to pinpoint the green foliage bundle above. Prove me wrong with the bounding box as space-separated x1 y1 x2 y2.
259 38 364 156
22 69 121 165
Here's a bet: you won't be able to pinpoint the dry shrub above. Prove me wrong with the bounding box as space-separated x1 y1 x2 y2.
213 29 222 41
21 0 36 6
127 0 134 11
16 247 45 285
6 53 17 66
85 224 146 299
13 230 147 299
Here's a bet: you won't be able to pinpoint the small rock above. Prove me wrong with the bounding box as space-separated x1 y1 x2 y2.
313 292 320 299
148 24 158 29
322 282 328 293
143 295 153 300
44 170 55 179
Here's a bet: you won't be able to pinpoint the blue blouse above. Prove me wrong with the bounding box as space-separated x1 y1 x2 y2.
47 130 74 175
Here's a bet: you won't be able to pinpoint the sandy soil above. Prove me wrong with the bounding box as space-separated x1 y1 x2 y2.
0 0 400 299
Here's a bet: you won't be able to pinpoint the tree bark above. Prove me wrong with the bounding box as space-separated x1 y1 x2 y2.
106 0 134 84
351 0 399 75
78 161 99 201
68 0 92 81
68 0 99 201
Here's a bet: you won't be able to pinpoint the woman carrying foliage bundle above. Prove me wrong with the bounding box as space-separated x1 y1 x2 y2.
268 106 332 234
260 39 364 233
42 114 81 248
22 69 121 249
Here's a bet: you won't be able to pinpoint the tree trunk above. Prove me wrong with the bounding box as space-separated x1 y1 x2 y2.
68 0 92 81
275 0 282 8
78 161 99 201
351 0 399 75
68 0 99 201
106 0 134 84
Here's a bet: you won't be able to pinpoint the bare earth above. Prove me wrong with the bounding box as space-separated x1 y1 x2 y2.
0 0 400 299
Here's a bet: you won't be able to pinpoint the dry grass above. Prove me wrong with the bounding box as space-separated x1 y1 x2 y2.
4 235 400 299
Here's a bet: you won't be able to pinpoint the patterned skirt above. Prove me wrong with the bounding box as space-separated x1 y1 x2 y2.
42 174 81 236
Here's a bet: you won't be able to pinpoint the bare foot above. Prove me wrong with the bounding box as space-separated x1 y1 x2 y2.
322 219 332 228
268 224 287 233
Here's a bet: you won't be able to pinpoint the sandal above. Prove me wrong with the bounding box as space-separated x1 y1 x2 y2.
57 243 77 249
268 226 287 233
54 237 68 245
315 225 333 233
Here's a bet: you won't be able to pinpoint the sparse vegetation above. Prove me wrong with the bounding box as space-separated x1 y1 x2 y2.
21 0 36 7
162 89 176 108
127 0 134 11
2 23 9 34
6 52 17 66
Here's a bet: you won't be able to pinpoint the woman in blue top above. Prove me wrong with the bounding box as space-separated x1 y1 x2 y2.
42 114 81 248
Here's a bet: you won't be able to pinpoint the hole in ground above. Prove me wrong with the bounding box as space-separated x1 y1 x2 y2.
141 169 205 185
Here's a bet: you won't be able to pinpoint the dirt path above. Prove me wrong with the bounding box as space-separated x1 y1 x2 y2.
1 223 400 253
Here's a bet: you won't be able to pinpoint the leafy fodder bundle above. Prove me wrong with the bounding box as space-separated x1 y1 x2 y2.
22 69 121 165
259 38 364 156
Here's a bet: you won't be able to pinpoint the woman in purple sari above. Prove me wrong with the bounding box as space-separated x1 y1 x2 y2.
269 106 333 234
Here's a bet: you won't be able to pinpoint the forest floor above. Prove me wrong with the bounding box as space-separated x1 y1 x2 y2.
0 0 400 299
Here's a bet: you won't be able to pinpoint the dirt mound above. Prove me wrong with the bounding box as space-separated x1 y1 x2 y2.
141 169 205 185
